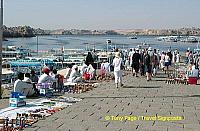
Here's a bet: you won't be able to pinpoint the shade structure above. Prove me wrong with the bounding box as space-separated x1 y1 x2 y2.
9 60 42 67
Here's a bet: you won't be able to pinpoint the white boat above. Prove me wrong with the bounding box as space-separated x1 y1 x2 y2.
181 36 199 43
137 43 150 49
156 36 181 42
2 68 15 84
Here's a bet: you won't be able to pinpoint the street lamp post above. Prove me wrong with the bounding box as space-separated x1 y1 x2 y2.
37 35 39 56
0 0 3 98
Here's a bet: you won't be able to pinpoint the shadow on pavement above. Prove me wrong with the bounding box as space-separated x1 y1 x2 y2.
122 86 161 88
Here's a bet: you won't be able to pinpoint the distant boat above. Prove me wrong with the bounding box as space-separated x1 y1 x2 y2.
156 36 181 42
181 36 199 43
137 42 150 49
129 36 137 39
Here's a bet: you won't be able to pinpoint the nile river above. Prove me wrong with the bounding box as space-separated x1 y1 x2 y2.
3 35 200 52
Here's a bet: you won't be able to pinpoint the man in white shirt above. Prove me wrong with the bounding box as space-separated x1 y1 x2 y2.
128 48 135 67
38 67 53 83
14 72 35 97
23 73 32 83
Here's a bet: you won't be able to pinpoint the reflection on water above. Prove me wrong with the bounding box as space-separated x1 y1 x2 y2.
3 35 200 52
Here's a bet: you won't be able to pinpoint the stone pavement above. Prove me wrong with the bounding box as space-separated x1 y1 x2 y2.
22 71 200 131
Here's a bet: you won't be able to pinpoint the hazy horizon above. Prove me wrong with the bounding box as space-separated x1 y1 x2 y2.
3 0 200 30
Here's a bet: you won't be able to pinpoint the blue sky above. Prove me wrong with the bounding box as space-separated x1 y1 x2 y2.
4 0 200 30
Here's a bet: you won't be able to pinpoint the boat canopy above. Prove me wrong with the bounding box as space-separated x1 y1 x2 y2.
9 60 42 67
9 59 55 67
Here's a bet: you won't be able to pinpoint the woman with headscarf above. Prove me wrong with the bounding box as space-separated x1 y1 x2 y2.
67 65 82 83
144 50 152 81
85 52 94 66
112 52 123 88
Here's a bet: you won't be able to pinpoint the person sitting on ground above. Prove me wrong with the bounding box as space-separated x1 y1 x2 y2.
67 65 82 83
86 64 96 80
101 60 110 75
80 61 88 75
38 67 53 83
187 62 199 78
23 73 32 83
51 69 59 90
30 70 40 95
30 70 38 83
14 72 35 97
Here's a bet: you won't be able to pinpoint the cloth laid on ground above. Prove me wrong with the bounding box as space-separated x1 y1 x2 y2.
0 97 81 119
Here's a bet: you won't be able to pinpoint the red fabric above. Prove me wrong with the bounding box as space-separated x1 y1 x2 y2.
58 75 64 82
83 73 91 80
188 77 197 85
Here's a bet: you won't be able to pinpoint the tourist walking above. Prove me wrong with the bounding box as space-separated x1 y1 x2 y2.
132 48 141 77
160 51 165 71
112 52 123 88
176 52 180 63
140 50 145 76
152 49 159 76
128 48 135 74
144 50 152 81
164 53 170 73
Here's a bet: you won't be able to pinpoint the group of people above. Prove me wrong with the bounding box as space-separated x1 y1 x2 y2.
120 47 182 81
64 52 96 83
14 67 64 97
15 48 199 96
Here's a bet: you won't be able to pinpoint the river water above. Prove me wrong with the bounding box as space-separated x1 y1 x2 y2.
3 35 200 52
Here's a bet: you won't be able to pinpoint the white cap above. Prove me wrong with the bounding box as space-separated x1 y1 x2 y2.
148 47 152 51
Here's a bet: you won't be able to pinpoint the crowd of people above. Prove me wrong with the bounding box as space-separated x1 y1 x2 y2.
13 47 200 96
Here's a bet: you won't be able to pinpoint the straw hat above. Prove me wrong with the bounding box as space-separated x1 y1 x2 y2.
115 52 121 58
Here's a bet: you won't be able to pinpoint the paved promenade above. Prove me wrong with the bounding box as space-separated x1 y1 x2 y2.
21 71 200 131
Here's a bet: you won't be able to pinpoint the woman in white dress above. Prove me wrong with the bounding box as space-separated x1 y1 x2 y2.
112 52 123 88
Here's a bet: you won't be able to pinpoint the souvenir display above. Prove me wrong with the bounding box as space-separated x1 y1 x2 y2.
9 92 26 107
0 96 81 131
